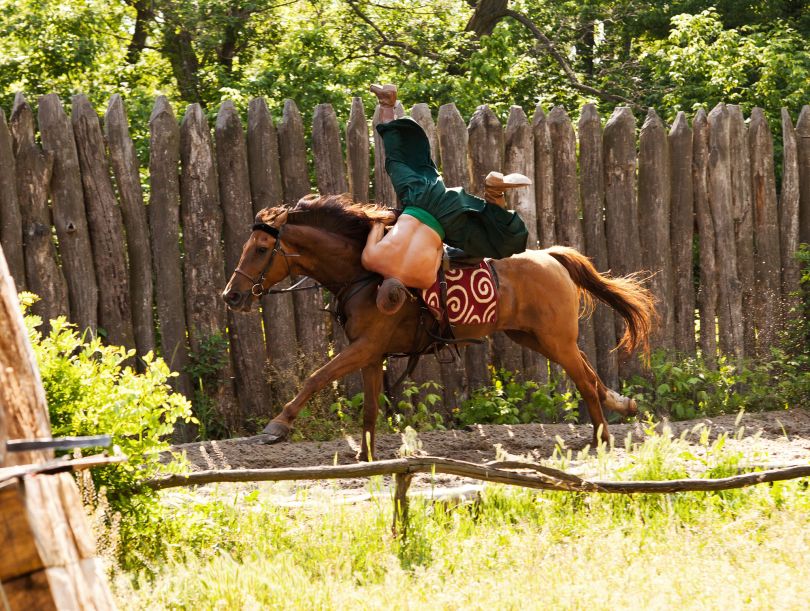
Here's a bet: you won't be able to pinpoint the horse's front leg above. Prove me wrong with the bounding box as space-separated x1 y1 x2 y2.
262 340 377 442
359 360 384 461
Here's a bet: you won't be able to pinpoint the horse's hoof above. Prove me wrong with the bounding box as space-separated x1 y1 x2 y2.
626 397 638 417
376 278 409 315
257 421 291 444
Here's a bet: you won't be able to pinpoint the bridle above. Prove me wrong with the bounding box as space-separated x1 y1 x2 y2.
233 222 300 296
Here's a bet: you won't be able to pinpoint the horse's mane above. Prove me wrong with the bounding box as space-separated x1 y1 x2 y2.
255 194 398 244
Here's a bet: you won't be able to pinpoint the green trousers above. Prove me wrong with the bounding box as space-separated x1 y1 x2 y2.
376 118 528 259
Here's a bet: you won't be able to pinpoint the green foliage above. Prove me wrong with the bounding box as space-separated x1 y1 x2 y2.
457 368 579 426
185 332 230 439
388 380 446 432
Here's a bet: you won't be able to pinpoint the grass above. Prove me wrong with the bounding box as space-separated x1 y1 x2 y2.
111 425 810 610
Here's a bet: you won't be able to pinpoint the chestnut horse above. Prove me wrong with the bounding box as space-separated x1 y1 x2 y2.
223 195 655 459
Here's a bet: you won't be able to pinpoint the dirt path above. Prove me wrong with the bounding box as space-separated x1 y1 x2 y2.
172 409 810 492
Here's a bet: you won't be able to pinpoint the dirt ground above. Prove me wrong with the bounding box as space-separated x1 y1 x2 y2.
172 409 810 492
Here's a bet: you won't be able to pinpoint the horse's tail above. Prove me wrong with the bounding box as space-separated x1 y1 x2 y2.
546 246 656 356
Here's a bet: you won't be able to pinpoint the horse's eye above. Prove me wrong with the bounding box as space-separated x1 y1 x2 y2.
256 246 269 256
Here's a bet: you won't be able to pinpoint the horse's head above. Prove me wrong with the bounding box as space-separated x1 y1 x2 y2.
222 206 293 312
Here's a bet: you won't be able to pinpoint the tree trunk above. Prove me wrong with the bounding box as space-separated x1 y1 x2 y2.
797 106 810 246
104 94 156 358
692 109 718 367
148 96 194 411
11 95 68 329
37 94 97 335
216 100 271 428
0 109 25 290
668 112 696 355
71 95 135 350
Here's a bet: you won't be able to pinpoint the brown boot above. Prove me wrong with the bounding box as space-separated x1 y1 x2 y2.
370 84 397 108
376 277 411 315
484 171 533 208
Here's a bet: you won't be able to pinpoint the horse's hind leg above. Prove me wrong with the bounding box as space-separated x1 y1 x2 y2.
505 331 610 445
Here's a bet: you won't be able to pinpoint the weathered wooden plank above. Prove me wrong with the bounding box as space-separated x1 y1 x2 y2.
71 94 135 350
278 99 330 362
148 97 194 405
246 98 298 405
216 100 271 426
10 94 69 329
313 103 348 195
728 105 756 357
797 106 810 246
105 94 156 358
372 101 404 206
779 108 801 307
748 108 782 352
579 103 617 389
435 103 470 403
410 103 439 166
0 244 52 467
532 106 555 249
345 97 370 203
638 108 674 349
467 105 501 386
668 112 696 355
37 94 97 335
180 103 239 430
692 109 718 367
707 103 744 359
0 109 25 290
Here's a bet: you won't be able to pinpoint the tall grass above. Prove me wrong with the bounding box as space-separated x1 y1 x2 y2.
113 427 810 609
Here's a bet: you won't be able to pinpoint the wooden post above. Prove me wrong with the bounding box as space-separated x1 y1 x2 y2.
105 94 156 358
0 246 52 467
579 103 618 389
548 106 597 379
410 103 440 165
0 109 25 290
391 472 413 538
216 101 271 425
435 103 470 404
466 105 500 390
748 108 782 353
532 106 555 250
797 106 810 246
72 94 135 350
180 103 240 430
345 97 370 203
147 97 194 407
10 94 69 329
707 103 744 360
312 103 348 195
668 112 696 355
246 98 298 405
638 108 673 349
371 101 404 206
692 109 718 366
278 100 331 369
728 105 756 357
779 108 801 308
37 94 98 336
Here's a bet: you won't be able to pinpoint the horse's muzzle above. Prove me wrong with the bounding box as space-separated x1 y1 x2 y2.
222 289 252 312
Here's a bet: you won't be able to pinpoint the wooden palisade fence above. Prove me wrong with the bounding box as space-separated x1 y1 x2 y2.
0 94 808 434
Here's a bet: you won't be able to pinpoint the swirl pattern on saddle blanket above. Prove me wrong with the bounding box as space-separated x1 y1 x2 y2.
421 262 498 325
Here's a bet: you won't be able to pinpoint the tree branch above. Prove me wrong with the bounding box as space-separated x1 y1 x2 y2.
345 0 442 61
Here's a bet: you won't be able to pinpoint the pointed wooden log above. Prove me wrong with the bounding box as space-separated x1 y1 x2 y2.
532 105 555 249
216 101 271 426
579 103 617 389
0 109 25 290
71 94 135 350
410 103 439 166
797 106 810 246
247 98 298 403
692 109 718 367
37 94 97 335
668 112 696 355
779 108 801 309
278 100 330 362
180 103 240 430
147 97 194 407
11 94 68 329
313 103 348 195
749 108 782 352
104 94 156 358
345 97 370 203
371 101 404 206
728 105 756 357
639 108 673 349
707 103 744 359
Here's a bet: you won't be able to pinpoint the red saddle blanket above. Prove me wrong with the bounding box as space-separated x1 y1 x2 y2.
421 262 498 325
